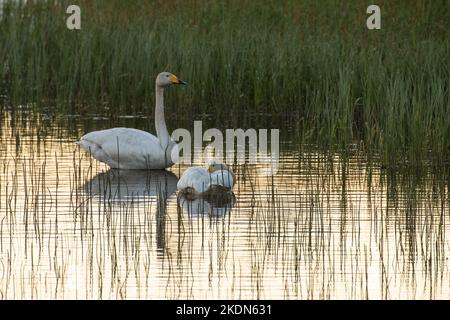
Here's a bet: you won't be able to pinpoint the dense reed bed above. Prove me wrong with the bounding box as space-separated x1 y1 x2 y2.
1 0 449 164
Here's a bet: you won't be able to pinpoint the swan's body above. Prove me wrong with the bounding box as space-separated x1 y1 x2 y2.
177 166 211 193
76 128 178 169
177 160 235 195
76 72 185 169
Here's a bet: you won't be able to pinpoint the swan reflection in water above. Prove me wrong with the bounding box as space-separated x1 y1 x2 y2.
84 169 178 200
83 170 235 255
177 192 236 218
83 169 177 253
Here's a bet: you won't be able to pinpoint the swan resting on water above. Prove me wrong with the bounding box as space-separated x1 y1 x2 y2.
75 72 186 169
177 160 235 196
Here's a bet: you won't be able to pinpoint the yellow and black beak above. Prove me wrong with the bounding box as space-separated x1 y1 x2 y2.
169 74 187 85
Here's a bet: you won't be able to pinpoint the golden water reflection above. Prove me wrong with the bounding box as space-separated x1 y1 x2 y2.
0 112 449 299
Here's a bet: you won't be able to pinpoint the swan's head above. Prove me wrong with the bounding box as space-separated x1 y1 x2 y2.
156 72 186 88
207 159 231 173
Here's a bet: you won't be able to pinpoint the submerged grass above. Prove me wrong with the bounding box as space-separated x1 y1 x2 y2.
0 0 449 165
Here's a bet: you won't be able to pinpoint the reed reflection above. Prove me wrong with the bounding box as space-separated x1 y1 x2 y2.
177 192 236 218
83 168 177 255
84 169 178 200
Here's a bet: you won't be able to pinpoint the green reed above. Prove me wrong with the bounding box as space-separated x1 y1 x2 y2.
1 0 449 165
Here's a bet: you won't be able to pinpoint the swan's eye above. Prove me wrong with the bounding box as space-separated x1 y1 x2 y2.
166 75 170 77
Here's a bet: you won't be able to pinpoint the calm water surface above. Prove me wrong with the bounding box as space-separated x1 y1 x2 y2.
0 110 449 299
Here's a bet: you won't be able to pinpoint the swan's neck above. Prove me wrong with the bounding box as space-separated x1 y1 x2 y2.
155 85 170 149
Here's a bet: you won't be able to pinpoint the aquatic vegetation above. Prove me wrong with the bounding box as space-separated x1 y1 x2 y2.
1 112 450 299
0 0 449 166
0 0 449 300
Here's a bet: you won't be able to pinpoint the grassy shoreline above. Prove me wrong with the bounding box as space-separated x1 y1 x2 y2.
1 0 449 165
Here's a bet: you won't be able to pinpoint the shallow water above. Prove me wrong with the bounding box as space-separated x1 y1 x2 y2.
0 110 449 299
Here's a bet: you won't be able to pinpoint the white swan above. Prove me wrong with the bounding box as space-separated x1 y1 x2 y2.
177 160 235 195
75 72 186 169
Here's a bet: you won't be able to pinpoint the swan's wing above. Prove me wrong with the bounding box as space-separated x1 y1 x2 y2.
177 167 210 193
209 170 235 189
77 128 166 169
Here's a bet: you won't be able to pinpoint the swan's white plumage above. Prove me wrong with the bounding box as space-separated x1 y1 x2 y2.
76 71 184 170
177 167 211 193
177 163 235 194
76 127 177 169
210 170 234 189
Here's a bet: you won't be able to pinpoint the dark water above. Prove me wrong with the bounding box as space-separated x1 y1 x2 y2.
0 109 449 299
